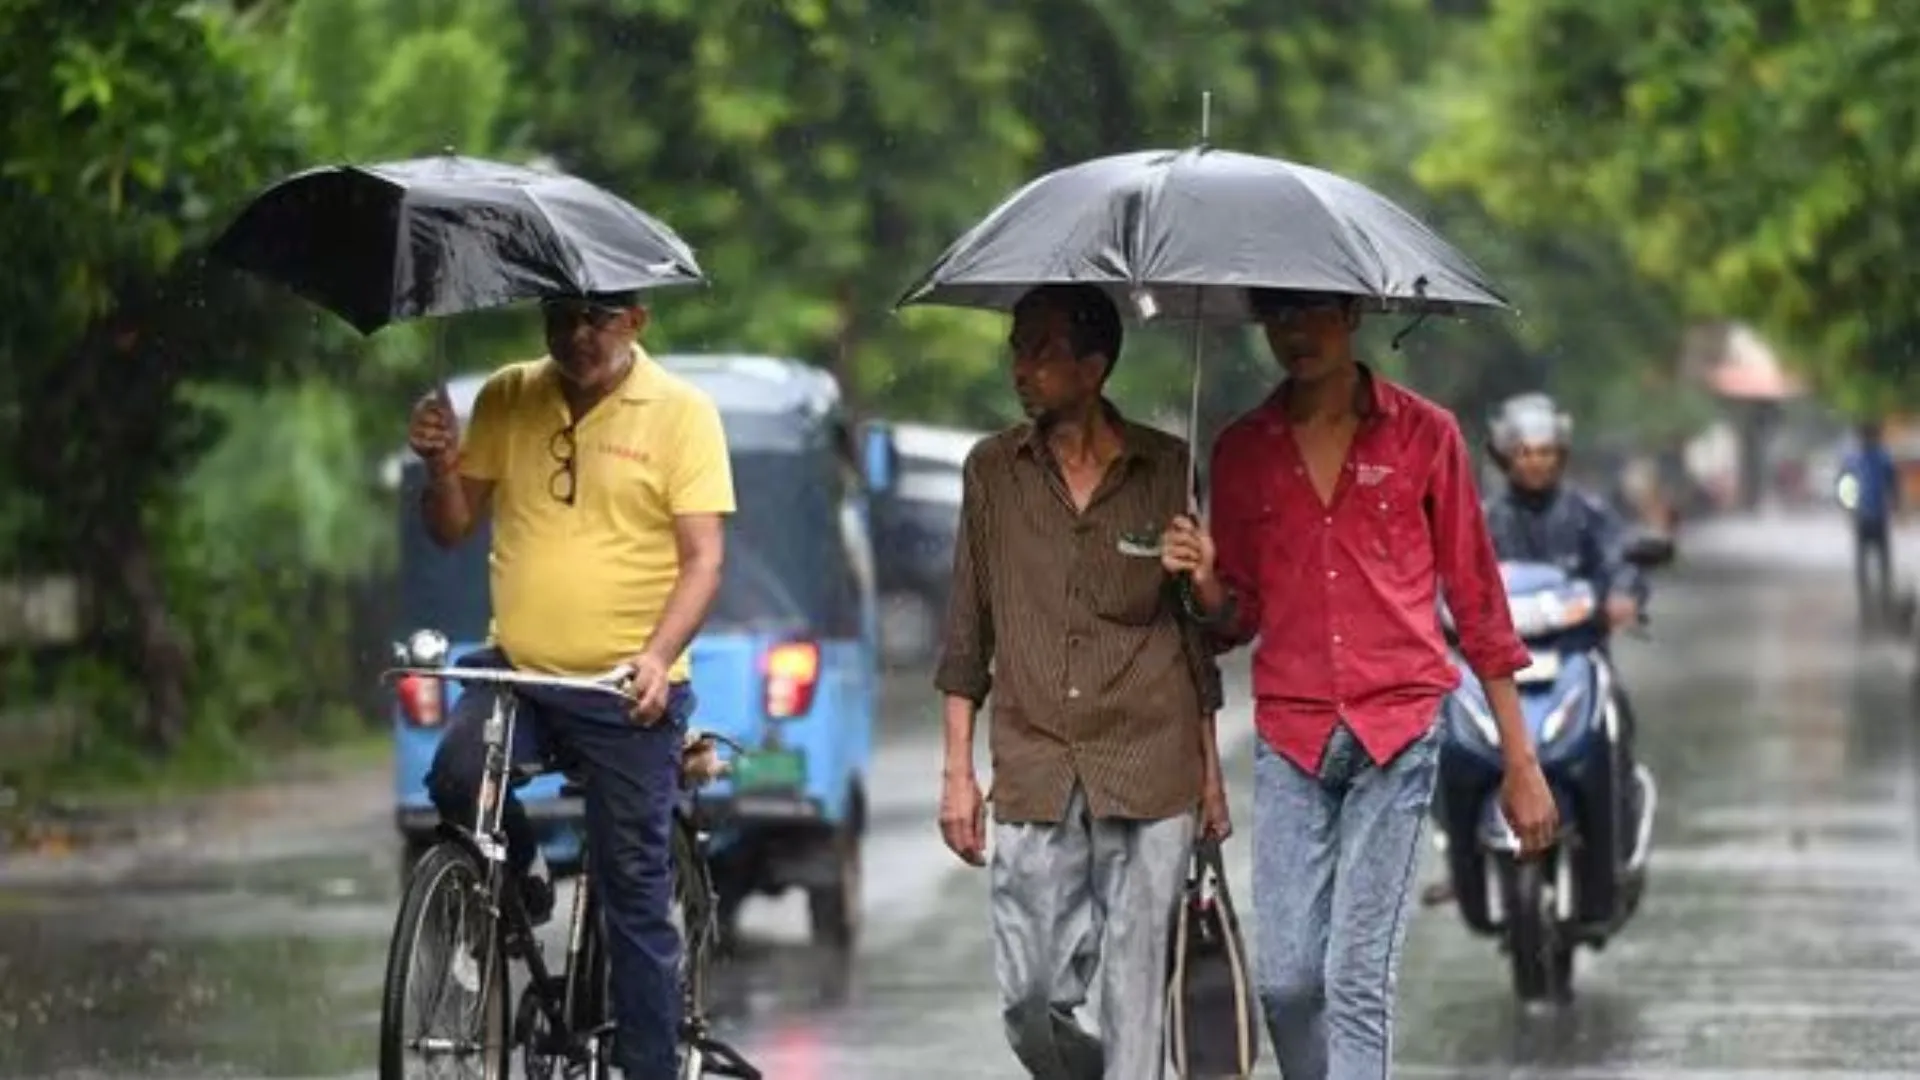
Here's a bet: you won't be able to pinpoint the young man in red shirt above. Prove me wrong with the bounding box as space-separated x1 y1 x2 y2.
1162 289 1557 1079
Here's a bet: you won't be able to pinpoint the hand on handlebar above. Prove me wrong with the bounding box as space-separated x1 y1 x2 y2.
1604 595 1640 630
621 652 672 724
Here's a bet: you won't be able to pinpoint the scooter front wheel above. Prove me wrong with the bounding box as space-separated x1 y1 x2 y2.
1502 859 1573 1004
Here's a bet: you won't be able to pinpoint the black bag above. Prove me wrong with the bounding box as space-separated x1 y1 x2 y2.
1164 838 1261 1078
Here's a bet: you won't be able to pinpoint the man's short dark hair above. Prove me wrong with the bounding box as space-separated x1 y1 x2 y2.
1014 284 1123 377
1248 287 1357 319
584 289 644 309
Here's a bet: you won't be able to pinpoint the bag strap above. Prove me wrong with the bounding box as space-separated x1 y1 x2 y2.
1191 836 1257 1075
1165 882 1191 1076
1191 837 1227 895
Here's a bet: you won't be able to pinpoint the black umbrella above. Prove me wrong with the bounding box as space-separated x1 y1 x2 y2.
899 104 1511 517
897 145 1508 322
211 154 705 334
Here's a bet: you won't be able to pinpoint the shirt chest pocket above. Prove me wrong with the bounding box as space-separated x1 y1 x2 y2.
1081 526 1168 626
1356 475 1431 561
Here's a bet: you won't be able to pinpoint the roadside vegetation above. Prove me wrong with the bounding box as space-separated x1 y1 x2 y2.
0 0 1901 801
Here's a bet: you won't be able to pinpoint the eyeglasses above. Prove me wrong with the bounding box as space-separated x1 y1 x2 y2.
548 424 577 506
541 298 624 329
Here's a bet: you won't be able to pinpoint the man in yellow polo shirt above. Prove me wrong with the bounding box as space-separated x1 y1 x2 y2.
408 289 733 1079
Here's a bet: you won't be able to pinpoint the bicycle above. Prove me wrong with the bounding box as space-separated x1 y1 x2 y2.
377 635 762 1080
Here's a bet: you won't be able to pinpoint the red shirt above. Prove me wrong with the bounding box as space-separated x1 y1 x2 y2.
1208 369 1528 773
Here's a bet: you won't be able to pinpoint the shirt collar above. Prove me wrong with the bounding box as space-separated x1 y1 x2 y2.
1267 362 1399 426
1017 399 1151 464
537 343 662 404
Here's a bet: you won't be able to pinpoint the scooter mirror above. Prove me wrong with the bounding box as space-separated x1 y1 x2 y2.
1622 530 1676 569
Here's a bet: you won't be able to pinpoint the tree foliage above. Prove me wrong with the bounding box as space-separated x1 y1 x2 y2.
1420 0 1920 412
0 0 1761 777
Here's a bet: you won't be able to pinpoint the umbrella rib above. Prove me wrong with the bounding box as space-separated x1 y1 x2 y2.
513 185 593 292
1287 174 1393 300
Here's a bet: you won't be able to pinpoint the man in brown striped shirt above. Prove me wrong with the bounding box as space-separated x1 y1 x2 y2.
935 284 1229 1080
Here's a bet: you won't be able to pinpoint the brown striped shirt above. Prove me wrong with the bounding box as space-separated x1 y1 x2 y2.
935 408 1222 824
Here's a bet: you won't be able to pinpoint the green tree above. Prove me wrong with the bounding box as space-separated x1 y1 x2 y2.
0 0 317 751
1420 0 1920 412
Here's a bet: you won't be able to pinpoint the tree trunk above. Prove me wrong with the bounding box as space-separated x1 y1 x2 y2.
831 280 862 412
109 526 192 753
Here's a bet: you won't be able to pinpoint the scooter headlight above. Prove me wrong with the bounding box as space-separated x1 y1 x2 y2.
1836 471 1860 512
1509 582 1596 638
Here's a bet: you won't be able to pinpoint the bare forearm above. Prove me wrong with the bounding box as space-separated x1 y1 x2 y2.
942 695 978 779
1192 572 1228 615
1188 571 1256 651
420 472 474 547
641 557 722 669
1482 677 1540 768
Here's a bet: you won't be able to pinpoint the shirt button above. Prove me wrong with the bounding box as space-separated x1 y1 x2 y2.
1068 687 1081 699
1327 570 1338 580
1323 516 1332 526
1333 634 1344 645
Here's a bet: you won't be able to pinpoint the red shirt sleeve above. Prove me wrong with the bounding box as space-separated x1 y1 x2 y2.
1206 426 1263 650
1428 417 1530 679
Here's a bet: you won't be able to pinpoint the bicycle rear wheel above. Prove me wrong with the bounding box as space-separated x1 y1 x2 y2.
379 841 510 1080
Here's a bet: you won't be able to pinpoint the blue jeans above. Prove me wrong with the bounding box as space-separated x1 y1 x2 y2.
1252 722 1438 1080
425 647 690 1079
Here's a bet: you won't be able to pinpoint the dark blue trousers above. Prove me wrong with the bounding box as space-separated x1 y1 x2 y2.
425 647 688 1079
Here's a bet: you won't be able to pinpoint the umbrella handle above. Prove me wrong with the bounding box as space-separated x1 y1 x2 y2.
428 322 457 436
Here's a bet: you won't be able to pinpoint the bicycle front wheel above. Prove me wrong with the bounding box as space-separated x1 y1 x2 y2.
378 841 510 1080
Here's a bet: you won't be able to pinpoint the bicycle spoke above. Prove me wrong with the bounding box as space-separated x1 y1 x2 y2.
388 851 504 1080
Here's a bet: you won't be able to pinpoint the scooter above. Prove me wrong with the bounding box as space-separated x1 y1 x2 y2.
1432 530 1674 1003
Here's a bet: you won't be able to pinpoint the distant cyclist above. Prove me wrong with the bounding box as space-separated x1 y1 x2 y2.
1836 419 1900 625
407 290 734 1079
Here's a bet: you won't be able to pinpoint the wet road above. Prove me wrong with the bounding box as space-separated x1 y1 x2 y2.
3 513 1920 1078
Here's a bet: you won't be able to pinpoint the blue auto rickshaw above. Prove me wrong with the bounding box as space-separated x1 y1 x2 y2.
385 354 895 949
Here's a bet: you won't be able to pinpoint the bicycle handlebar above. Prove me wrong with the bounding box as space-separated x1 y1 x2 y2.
381 664 636 701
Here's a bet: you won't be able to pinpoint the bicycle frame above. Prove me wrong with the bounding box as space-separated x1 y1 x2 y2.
385 654 760 1079
466 689 613 1069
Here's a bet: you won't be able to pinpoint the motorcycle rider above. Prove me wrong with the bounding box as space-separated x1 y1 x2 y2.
1424 393 1649 905
1483 392 1648 630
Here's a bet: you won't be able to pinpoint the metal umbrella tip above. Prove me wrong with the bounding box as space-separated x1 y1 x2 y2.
1131 288 1160 321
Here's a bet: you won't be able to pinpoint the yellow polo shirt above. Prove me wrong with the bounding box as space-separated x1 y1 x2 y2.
459 347 735 680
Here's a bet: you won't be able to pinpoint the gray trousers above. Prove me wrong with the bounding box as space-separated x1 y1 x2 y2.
992 785 1194 1080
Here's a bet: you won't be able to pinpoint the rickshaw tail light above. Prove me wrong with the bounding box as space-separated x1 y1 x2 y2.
763 640 821 719
396 674 444 728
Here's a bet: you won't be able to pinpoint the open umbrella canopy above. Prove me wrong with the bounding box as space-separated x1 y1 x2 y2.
898 147 1508 322
211 154 705 334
